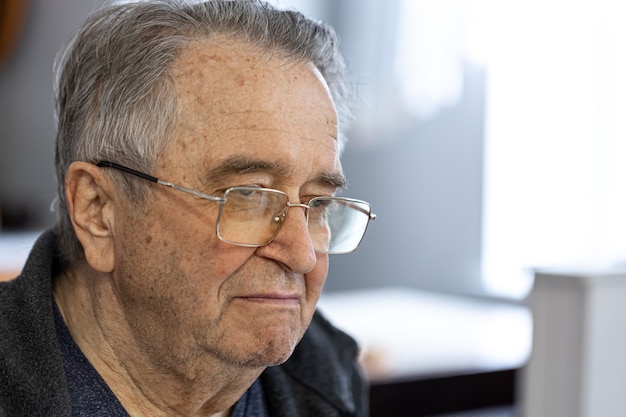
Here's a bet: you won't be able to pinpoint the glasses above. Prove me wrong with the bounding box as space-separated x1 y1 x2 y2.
97 161 376 254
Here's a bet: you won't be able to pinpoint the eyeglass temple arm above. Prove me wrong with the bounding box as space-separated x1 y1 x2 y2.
97 161 159 183
97 160 225 203
346 200 376 220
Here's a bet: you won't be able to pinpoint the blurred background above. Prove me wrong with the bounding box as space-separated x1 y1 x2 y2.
2 0 626 301
2 1 626 415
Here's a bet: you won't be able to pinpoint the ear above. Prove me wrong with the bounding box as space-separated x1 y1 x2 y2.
65 161 116 273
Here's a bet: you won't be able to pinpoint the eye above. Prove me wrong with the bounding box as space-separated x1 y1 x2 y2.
230 187 256 197
307 198 328 209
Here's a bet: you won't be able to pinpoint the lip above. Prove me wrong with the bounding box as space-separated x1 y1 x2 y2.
236 293 301 306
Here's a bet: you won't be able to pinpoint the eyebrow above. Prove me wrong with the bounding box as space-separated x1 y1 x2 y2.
204 155 348 189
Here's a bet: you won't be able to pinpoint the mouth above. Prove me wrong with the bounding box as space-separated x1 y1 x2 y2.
235 293 301 307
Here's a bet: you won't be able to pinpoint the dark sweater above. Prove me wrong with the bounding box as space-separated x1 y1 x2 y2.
0 230 367 417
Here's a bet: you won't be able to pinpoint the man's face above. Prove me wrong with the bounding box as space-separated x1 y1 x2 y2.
110 39 342 371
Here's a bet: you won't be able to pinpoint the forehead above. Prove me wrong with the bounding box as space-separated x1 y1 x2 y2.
162 38 340 183
171 37 336 129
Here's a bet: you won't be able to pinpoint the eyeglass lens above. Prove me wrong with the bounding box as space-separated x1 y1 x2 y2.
216 187 371 254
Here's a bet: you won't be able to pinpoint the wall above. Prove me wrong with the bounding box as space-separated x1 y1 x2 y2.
0 0 102 230
323 1 487 296
325 65 486 296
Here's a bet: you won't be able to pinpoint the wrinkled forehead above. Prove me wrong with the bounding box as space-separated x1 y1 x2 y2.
168 37 337 140
158 37 341 183
171 37 334 110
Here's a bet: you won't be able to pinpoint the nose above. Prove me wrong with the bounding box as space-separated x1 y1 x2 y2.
255 203 317 273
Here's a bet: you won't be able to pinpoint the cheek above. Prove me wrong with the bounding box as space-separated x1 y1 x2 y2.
178 249 256 304
304 254 329 303
114 207 218 299
131 196 239 276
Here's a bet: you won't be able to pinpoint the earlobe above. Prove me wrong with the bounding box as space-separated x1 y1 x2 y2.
65 161 116 273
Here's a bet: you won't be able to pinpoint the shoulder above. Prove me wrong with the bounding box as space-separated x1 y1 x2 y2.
261 311 367 417
0 230 70 416
0 230 59 338
299 310 360 367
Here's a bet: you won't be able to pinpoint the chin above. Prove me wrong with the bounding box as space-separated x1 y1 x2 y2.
231 332 301 368
225 347 294 368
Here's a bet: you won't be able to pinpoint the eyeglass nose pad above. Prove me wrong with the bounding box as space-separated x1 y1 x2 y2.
272 207 288 224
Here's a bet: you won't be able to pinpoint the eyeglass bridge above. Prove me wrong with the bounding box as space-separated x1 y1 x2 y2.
272 202 310 224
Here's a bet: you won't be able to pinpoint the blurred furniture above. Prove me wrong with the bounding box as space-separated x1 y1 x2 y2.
0 0 30 68
520 267 626 417
318 287 531 417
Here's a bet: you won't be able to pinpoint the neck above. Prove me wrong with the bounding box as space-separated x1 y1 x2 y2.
54 267 263 417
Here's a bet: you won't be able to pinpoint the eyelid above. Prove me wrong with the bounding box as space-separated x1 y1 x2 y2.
217 183 264 193
302 194 334 204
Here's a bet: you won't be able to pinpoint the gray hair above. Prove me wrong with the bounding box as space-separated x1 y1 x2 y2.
53 0 353 267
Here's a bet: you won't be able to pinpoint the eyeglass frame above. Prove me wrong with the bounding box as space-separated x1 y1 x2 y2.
96 161 376 254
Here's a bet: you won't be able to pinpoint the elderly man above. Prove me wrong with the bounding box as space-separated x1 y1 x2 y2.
0 1 376 416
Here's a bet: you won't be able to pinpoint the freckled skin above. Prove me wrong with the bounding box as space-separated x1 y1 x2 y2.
56 36 341 415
